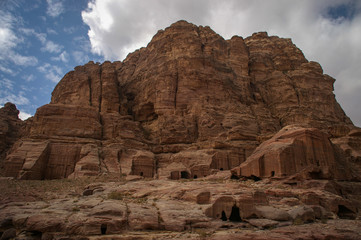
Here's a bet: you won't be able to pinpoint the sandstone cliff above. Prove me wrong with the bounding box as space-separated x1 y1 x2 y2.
0 103 26 172
1 20 361 240
2 20 359 181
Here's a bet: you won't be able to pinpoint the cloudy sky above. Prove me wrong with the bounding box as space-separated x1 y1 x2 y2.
0 0 360 127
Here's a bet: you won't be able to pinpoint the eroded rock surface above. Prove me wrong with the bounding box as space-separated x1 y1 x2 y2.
232 125 359 181
0 103 26 172
2 20 357 180
0 177 360 239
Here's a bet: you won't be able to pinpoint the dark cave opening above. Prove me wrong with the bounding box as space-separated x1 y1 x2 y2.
221 211 227 221
337 205 356 219
101 223 107 235
230 174 240 180
229 205 242 222
310 171 322 179
181 171 189 179
250 175 261 181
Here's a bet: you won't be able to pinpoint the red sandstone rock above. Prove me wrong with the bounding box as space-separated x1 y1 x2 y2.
0 103 25 169
232 125 357 180
1 20 358 181
29 104 102 139
1 178 360 239
331 128 361 168
4 140 50 179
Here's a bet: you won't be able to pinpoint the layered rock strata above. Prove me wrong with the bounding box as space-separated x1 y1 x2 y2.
232 125 359 181
0 103 25 171
2 20 357 180
1 178 361 239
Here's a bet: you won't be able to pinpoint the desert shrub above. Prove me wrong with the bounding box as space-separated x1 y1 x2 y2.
107 191 126 200
293 217 304 225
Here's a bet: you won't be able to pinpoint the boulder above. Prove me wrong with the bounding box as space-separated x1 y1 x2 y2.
288 205 315 223
255 206 291 221
0 228 16 240
247 219 279 229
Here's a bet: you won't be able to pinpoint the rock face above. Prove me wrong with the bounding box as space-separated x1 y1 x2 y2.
0 103 25 171
2 20 358 180
232 125 359 181
1 178 361 239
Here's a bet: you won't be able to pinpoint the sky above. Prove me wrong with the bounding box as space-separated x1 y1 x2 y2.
0 0 360 127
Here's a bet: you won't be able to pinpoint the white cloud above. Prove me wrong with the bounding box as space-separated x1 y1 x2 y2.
71 36 98 64
0 90 30 106
0 10 19 54
0 65 14 75
20 28 64 57
41 40 63 53
82 0 361 126
9 53 38 66
59 51 68 62
45 71 62 83
46 0 64 17
23 74 35 82
47 28 58 35
37 63 64 83
72 50 89 64
73 35 93 52
63 26 76 34
20 28 47 44
19 110 32 120
0 10 20 49
0 12 38 67
0 26 18 52
81 0 213 60
51 51 69 62
0 78 14 90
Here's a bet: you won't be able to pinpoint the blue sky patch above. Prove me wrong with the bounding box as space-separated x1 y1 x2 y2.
326 1 357 21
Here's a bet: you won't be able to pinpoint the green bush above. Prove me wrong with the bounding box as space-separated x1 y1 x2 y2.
108 191 126 200
293 217 304 225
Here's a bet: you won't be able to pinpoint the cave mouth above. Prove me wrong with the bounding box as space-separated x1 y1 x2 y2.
181 171 189 179
337 205 356 219
250 175 261 181
221 211 227 221
230 174 239 180
309 171 322 179
28 231 42 239
229 205 242 222
101 223 107 235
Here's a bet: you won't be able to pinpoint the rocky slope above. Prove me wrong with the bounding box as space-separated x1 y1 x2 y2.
1 20 361 239
1 176 361 239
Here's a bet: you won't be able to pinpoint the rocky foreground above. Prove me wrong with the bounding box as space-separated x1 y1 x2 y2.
1 174 361 240
1 20 361 239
